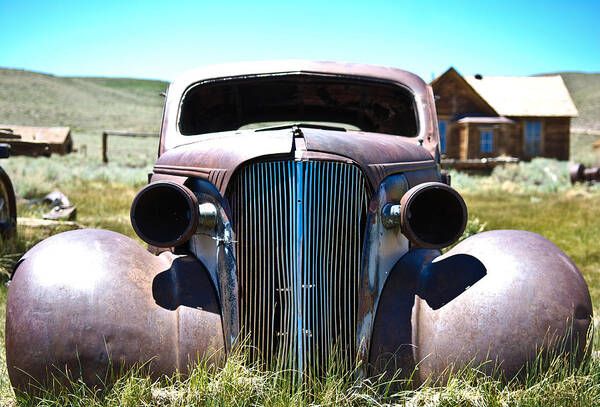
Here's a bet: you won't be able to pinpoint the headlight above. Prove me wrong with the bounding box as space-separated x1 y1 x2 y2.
382 182 467 249
131 181 216 247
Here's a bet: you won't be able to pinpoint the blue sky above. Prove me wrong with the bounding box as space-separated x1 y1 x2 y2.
1 0 599 82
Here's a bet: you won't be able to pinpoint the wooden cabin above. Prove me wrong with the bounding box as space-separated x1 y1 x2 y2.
430 68 578 161
0 125 73 155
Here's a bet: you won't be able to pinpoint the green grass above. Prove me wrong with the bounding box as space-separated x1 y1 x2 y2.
4 337 600 406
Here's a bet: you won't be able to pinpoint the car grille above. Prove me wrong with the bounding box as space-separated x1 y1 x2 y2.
228 160 370 373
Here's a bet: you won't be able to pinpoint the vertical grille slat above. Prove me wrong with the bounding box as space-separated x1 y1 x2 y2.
229 160 369 373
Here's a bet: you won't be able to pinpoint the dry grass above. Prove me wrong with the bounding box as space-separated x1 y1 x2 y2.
557 72 600 133
0 68 167 133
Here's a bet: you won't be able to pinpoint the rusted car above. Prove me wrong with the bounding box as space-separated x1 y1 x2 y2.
0 143 17 238
5 62 592 391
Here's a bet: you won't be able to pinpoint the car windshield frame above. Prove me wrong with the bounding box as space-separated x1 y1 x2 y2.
177 73 419 138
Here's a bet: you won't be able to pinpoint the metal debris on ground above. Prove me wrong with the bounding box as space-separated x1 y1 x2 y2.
38 190 77 221
42 190 71 208
570 163 600 184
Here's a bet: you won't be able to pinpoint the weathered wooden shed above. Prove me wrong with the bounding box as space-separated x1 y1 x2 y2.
0 125 73 155
430 68 578 161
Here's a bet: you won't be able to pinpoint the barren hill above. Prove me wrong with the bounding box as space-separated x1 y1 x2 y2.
0 68 168 133
539 71 600 133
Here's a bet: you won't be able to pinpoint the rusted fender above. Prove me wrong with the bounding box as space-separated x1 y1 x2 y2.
6 229 224 393
369 248 486 380
412 230 593 382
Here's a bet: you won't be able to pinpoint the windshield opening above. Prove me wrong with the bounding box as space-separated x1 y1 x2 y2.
179 74 418 137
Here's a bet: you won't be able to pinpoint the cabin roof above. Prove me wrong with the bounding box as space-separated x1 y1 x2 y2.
464 75 578 117
0 125 71 144
430 67 498 116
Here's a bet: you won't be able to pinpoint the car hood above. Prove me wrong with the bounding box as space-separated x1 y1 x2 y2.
153 126 436 195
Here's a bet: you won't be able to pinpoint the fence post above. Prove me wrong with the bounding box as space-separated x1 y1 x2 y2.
102 132 108 163
101 131 158 163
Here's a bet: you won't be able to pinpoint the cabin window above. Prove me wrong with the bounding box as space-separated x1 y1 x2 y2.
480 131 494 153
525 121 542 156
438 120 447 153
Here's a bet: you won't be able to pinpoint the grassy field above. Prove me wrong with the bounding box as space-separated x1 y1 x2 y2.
0 67 599 405
0 131 597 405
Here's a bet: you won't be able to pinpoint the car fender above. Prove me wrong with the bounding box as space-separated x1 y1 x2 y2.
369 230 592 383
412 230 592 382
6 229 224 392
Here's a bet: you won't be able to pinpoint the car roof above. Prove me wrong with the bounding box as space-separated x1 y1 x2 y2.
169 60 428 94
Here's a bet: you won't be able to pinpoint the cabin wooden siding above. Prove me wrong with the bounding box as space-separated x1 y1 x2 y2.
46 133 73 155
500 117 569 161
456 122 517 160
431 68 574 161
437 115 570 161
445 119 462 158
459 125 468 159
539 117 570 161
432 69 499 160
